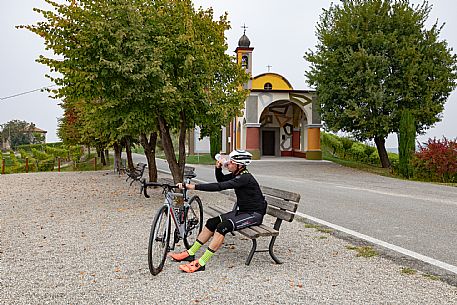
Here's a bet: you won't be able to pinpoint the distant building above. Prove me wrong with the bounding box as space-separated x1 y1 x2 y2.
0 124 47 151
27 126 47 144
188 31 322 159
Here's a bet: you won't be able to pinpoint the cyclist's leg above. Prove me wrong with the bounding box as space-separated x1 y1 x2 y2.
170 213 226 262
179 212 238 272
203 212 262 265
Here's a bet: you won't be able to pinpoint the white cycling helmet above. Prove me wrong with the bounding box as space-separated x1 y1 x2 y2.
229 149 252 166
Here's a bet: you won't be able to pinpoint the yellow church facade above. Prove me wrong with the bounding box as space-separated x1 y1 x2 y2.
190 32 322 160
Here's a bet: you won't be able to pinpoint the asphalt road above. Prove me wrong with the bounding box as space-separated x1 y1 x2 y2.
132 154 457 273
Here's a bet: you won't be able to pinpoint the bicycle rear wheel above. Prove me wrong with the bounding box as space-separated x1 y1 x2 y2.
148 205 171 275
183 195 204 249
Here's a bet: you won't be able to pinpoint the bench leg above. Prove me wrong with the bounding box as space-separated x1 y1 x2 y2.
268 236 282 264
245 239 257 266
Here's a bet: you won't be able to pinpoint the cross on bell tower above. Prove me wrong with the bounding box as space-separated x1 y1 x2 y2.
241 24 248 35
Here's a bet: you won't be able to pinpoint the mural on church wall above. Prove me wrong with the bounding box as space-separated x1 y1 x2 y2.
260 102 304 153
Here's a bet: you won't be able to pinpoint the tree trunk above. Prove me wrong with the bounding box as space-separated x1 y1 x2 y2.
124 137 134 172
104 149 109 162
158 116 183 183
113 142 122 172
140 132 158 182
178 111 187 176
374 136 390 168
98 146 106 166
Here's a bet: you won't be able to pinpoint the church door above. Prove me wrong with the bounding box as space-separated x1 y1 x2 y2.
262 130 275 156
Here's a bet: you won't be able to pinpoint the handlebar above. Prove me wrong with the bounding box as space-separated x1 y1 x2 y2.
140 179 183 198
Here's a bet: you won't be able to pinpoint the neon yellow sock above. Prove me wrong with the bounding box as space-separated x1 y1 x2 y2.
198 248 215 266
187 240 203 256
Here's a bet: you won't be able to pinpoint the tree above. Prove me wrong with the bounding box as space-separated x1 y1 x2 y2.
398 110 415 177
151 0 248 182
23 0 247 182
0 120 36 149
305 0 457 168
23 0 164 180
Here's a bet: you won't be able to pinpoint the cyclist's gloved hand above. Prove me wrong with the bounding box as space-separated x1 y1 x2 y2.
215 160 223 169
177 183 195 190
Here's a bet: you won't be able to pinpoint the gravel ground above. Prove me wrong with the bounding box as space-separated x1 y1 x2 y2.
1 171 456 304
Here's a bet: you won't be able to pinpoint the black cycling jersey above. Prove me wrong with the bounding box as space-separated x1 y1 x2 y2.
194 167 267 215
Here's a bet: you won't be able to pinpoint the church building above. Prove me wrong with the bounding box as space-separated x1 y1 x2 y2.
190 31 322 160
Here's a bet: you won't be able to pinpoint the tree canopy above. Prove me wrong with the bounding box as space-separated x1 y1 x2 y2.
22 0 248 181
305 0 457 167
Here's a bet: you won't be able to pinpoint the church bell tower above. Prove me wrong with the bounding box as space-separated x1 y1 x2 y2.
235 26 254 89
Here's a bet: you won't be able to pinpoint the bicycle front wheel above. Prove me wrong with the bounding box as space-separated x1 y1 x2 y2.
183 195 204 249
148 205 171 276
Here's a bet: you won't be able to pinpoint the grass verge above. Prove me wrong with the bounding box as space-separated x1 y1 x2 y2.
400 267 417 275
346 245 378 258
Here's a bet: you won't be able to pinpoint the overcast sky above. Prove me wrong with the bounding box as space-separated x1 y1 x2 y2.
1 0 456 148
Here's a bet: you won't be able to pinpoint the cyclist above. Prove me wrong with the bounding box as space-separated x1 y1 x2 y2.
171 149 266 273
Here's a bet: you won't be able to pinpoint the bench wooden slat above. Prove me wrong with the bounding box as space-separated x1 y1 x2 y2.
224 197 296 222
266 206 295 222
257 224 279 235
238 227 260 239
260 185 300 202
228 194 297 213
264 195 298 212
249 225 279 237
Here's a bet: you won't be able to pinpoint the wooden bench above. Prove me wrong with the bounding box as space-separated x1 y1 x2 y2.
115 158 127 176
125 162 147 185
206 186 300 266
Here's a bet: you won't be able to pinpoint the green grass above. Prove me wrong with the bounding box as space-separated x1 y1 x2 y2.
323 151 396 178
422 273 439 281
185 154 215 165
323 148 457 186
155 152 215 165
131 145 145 154
346 245 378 258
317 228 333 234
304 224 320 229
304 223 333 234
400 267 417 275
59 154 113 172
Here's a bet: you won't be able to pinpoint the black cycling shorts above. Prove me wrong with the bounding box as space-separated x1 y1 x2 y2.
206 210 264 233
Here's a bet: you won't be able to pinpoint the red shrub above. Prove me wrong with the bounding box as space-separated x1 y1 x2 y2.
413 137 457 183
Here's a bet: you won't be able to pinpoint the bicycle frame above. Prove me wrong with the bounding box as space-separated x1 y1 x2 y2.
164 191 187 240
157 176 193 247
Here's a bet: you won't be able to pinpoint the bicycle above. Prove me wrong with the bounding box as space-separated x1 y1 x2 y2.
140 169 203 275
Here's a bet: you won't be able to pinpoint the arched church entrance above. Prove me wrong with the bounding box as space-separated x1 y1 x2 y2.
259 100 307 157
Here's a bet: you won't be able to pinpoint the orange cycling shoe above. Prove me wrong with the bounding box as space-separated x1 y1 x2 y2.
168 250 194 262
179 260 205 273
